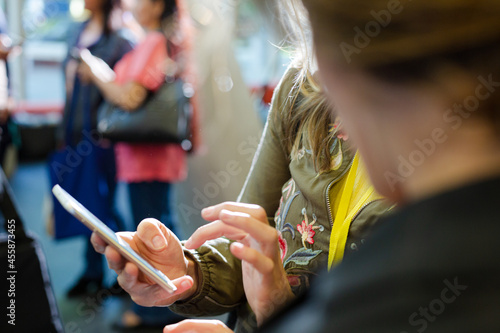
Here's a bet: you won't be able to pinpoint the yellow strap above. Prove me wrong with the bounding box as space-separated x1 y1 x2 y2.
328 153 359 269
331 187 374 266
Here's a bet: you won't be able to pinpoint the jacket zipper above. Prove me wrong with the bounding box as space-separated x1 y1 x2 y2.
349 199 382 224
325 158 354 228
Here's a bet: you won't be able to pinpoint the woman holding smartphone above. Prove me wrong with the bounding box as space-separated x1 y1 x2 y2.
168 0 500 332
90 1 389 331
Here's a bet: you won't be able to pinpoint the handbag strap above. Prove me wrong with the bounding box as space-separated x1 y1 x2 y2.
82 84 92 133
64 77 79 147
65 78 92 147
327 153 376 270
0 167 28 240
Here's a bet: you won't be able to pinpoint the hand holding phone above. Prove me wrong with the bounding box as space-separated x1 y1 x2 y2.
52 185 195 298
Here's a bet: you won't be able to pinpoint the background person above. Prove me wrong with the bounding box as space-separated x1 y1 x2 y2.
78 0 189 329
59 0 132 298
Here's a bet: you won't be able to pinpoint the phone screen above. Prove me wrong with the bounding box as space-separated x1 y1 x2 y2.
52 184 177 293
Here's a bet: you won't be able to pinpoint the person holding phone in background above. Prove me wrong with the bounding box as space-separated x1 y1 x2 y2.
57 0 132 298
78 0 189 329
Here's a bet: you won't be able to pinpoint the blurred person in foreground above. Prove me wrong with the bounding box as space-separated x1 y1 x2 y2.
59 0 132 297
78 0 190 329
89 1 390 332
159 0 500 332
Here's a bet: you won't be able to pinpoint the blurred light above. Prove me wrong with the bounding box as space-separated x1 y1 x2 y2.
181 140 193 152
214 67 234 93
22 0 47 35
70 0 86 20
183 83 195 98
25 0 45 14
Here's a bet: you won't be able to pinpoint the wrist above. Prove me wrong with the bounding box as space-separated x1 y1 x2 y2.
179 256 199 300
256 276 295 326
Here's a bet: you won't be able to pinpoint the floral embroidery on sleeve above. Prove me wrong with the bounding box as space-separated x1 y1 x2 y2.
275 184 324 270
278 232 288 262
283 208 323 269
297 208 322 248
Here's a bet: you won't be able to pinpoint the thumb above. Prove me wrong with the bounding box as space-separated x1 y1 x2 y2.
137 218 170 252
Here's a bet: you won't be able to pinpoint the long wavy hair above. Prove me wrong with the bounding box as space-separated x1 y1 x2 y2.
278 0 339 173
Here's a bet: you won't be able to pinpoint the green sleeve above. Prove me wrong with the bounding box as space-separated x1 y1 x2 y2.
169 239 244 316
170 66 298 316
237 66 298 225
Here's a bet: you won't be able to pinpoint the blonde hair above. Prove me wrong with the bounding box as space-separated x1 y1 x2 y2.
278 0 339 173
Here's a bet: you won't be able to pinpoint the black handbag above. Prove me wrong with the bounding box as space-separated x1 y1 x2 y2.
0 168 63 333
97 79 192 144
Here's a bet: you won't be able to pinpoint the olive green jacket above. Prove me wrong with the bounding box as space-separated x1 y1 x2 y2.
170 67 388 332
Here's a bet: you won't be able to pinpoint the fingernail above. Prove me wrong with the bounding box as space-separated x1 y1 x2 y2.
202 206 214 215
151 235 165 250
184 238 192 248
95 244 105 253
164 323 178 332
221 209 233 221
231 242 244 251
181 280 191 290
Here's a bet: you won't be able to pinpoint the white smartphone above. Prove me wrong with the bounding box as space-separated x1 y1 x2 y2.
52 184 177 293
